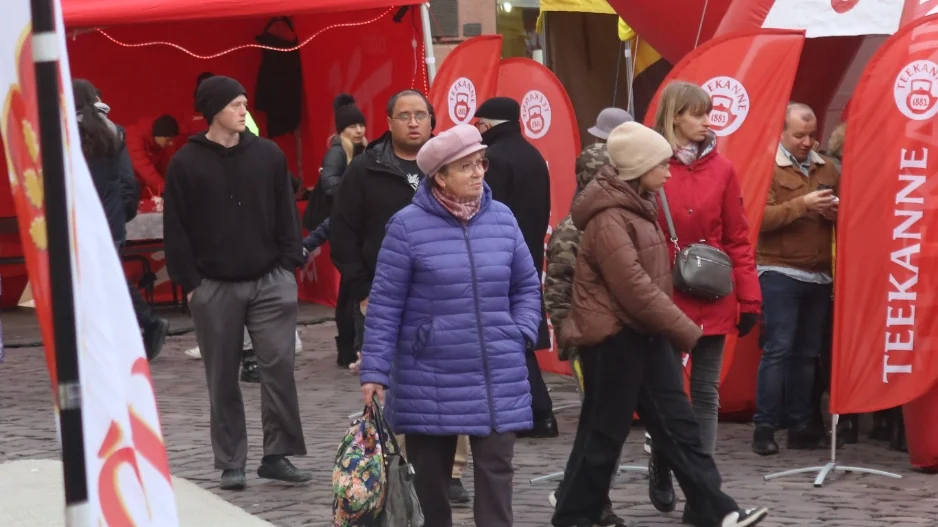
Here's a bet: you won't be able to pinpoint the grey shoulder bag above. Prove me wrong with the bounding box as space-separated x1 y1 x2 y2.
658 189 734 300
373 399 424 527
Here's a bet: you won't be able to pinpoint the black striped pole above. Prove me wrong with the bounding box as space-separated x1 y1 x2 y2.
28 0 89 518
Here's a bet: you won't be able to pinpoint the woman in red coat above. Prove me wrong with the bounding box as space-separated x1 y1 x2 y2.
646 81 761 521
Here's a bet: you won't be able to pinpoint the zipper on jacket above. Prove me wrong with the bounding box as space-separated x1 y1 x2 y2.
463 225 498 432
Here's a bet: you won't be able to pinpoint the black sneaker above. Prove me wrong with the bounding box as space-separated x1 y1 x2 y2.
220 468 246 490
751 425 779 456
721 507 768 527
448 478 470 505
240 359 260 383
257 455 313 483
648 451 676 512
144 318 169 362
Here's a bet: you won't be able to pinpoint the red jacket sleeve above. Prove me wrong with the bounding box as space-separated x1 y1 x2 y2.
125 125 165 197
721 165 761 314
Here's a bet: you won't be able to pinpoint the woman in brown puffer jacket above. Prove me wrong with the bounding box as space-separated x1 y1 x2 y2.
551 122 768 527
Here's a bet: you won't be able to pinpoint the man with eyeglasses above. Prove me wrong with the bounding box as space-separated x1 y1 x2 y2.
474 96 557 439
331 89 433 354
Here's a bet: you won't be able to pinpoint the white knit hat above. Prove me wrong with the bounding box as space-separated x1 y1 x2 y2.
606 122 673 182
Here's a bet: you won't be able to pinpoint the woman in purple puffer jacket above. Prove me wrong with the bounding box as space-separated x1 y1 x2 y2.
359 124 542 527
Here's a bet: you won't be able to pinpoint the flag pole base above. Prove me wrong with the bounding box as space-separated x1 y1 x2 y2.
764 462 902 488
763 414 902 488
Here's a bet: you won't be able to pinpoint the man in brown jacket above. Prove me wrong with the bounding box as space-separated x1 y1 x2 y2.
752 103 839 456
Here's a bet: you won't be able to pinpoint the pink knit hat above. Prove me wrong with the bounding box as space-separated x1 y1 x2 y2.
416 124 487 176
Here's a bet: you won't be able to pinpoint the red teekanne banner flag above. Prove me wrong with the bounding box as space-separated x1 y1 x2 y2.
643 29 805 386
903 0 938 25
495 57 581 376
830 14 938 415
428 35 502 133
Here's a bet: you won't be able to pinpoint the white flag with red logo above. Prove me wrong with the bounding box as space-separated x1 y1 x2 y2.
0 0 178 525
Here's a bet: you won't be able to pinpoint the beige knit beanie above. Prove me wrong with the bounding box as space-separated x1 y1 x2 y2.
606 122 673 182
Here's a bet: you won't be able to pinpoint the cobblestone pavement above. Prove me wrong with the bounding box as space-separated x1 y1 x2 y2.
1 320 936 526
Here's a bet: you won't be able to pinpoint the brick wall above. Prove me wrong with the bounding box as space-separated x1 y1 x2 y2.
428 0 498 64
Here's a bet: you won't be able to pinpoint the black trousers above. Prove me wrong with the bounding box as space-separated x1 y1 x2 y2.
526 351 554 420
552 327 738 527
127 279 158 332
406 433 515 527
334 278 356 359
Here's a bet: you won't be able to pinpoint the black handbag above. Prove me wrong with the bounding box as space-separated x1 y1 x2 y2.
658 189 734 300
372 398 424 527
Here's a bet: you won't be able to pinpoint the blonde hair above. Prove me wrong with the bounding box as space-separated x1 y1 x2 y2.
652 81 713 150
328 133 368 164
827 121 846 161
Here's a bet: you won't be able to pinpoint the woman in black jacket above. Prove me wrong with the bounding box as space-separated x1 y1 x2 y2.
73 79 168 361
303 93 367 367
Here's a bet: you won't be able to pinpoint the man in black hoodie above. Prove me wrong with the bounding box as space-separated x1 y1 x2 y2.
475 96 557 438
330 89 433 341
163 76 310 491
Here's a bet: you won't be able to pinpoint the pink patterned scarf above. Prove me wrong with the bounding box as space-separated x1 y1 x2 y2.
431 186 482 223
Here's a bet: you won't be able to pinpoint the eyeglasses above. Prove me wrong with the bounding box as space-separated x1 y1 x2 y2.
457 158 489 174
393 112 430 123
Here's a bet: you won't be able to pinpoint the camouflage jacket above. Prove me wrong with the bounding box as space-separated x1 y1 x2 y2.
545 215 581 360
544 143 610 360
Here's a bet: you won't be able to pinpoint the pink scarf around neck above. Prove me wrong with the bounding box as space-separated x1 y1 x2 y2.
431 186 482 223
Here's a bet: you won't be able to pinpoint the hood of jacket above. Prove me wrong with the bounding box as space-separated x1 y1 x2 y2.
412 177 493 220
575 142 610 192
187 129 259 155
571 166 657 230
359 130 422 179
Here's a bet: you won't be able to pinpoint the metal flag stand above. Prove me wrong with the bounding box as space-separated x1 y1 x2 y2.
529 355 648 486
764 414 902 487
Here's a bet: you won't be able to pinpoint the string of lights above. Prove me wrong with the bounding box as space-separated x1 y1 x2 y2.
94 7 395 60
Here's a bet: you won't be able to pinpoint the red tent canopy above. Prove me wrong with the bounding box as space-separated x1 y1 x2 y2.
0 0 427 308
63 0 403 27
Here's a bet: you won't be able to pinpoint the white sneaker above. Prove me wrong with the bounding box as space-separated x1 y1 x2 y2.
644 432 652 454
722 507 769 527
294 330 303 355
184 346 202 360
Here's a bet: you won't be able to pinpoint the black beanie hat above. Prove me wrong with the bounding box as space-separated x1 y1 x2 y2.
474 97 520 121
334 94 366 133
196 76 247 125
152 115 179 138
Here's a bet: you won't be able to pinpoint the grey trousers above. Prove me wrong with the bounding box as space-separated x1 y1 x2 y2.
405 433 515 527
686 335 726 456
189 267 307 469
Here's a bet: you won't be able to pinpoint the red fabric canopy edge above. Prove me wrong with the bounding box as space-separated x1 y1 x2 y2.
63 0 407 27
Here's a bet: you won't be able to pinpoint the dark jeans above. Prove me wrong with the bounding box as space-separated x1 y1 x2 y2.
754 272 832 430
811 298 835 428
552 327 738 527
685 335 726 455
406 433 515 527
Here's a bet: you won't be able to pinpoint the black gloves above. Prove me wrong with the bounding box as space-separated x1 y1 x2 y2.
737 313 759 337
